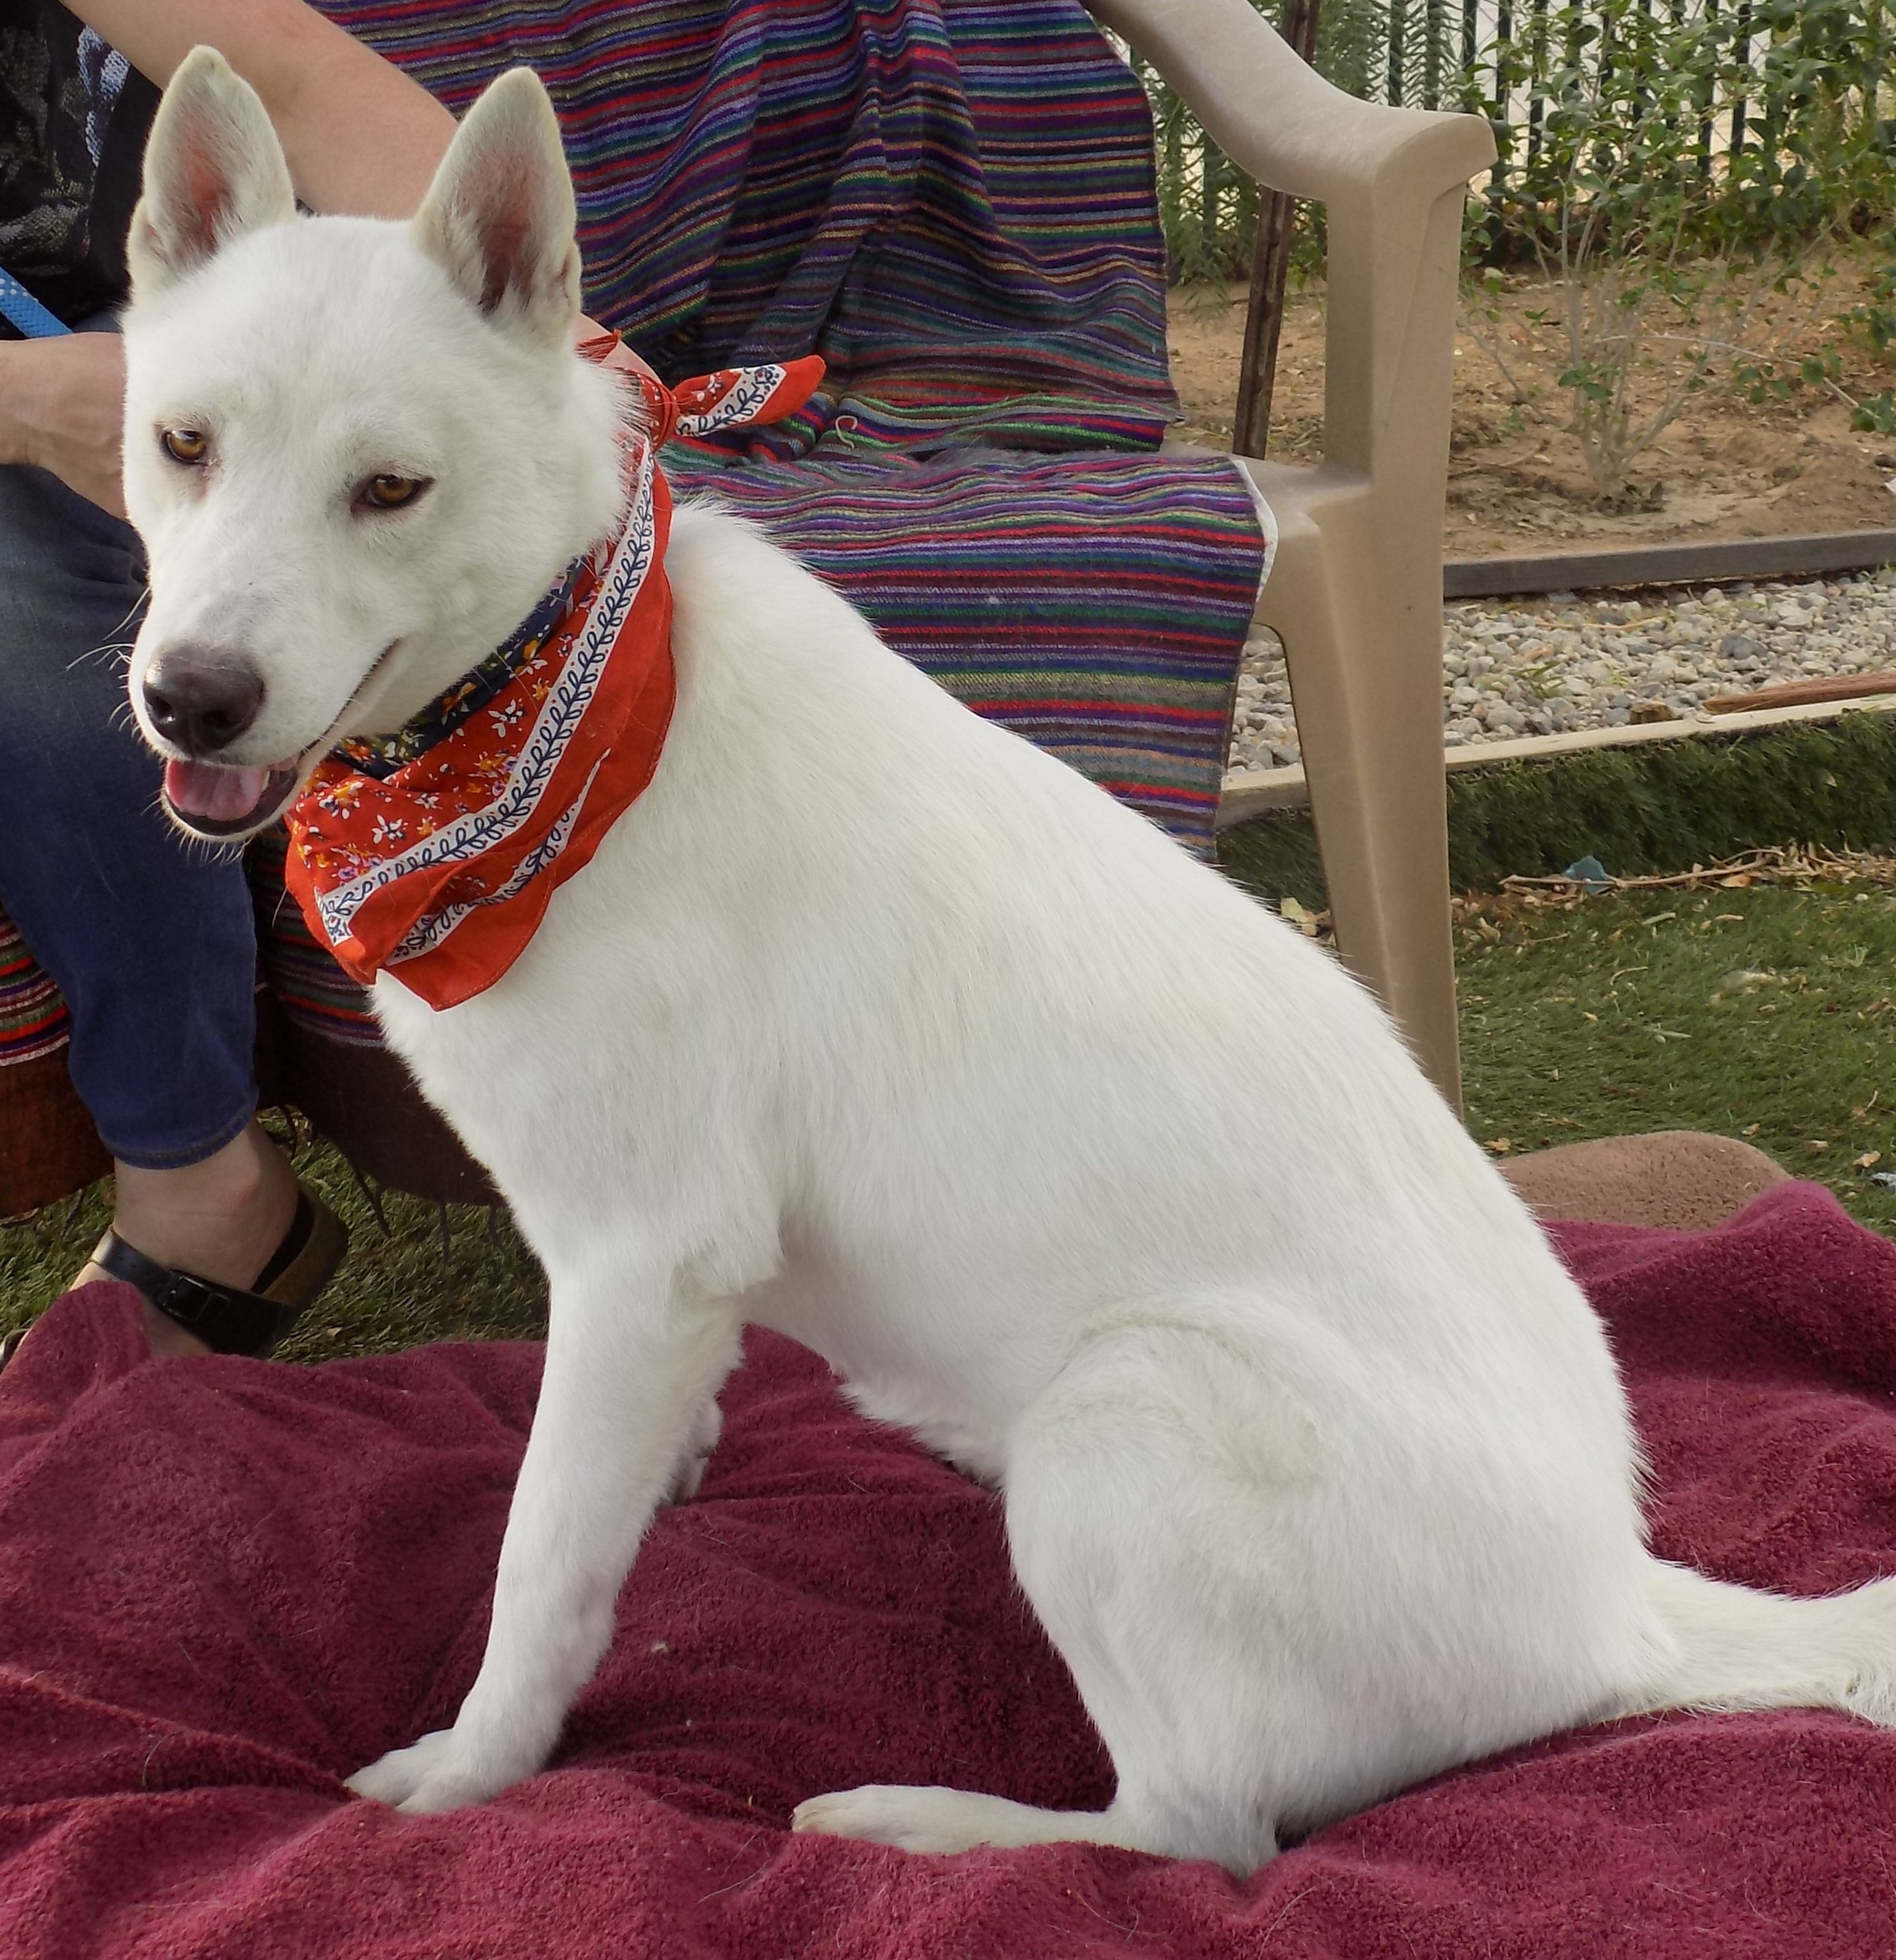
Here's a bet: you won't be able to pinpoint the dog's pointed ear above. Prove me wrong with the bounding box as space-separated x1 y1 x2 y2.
127 46 296 297
412 68 581 346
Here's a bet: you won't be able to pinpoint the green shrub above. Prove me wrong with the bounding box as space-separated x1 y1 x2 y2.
1140 1 1896 288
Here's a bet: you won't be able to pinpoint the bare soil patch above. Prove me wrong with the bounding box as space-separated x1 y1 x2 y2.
1166 268 1896 562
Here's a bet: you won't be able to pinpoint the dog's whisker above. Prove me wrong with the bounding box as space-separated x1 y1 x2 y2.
137 785 246 863
68 639 137 673
106 590 150 643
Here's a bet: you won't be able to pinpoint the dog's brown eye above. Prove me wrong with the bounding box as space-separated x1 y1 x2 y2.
161 427 209 465
360 473 428 511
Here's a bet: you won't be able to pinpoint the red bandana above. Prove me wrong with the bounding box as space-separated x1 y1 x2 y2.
282 339 823 1009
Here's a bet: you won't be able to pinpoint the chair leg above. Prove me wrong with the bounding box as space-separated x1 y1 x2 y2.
1256 522 1462 1111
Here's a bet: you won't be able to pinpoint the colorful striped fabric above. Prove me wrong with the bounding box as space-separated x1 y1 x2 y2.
668 447 1272 836
312 0 1181 455
0 915 69 1066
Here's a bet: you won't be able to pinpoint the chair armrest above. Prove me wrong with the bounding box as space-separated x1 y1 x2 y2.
1090 0 1496 484
1088 0 1494 209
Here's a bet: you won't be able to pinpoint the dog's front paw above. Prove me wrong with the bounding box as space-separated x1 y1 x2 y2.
345 1725 518 1814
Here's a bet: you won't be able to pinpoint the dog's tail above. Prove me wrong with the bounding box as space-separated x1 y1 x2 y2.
1616 1556 1896 1726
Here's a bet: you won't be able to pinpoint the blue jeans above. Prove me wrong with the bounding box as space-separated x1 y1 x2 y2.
0 441 258 1170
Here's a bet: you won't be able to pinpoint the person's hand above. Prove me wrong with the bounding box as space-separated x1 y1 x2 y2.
0 331 129 516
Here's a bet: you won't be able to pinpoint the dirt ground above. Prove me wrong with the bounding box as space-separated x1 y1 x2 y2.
1166 261 1896 560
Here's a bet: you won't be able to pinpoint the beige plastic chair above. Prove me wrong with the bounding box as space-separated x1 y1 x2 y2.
1094 0 1496 1110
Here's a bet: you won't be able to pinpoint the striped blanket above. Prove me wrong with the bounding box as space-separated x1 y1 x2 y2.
313 0 1183 456
673 448 1269 839
2 0 1271 1066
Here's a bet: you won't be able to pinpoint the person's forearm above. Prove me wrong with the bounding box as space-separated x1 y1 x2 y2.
72 0 456 219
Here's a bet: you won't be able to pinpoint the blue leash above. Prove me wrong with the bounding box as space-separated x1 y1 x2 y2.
0 267 72 338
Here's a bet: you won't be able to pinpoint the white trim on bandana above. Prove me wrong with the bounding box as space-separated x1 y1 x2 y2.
312 438 658 956
675 364 790 436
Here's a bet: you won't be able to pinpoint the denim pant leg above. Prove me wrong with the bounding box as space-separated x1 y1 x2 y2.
0 458 258 1168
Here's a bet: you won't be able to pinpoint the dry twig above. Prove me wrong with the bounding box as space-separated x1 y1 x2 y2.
1456 844 1896 936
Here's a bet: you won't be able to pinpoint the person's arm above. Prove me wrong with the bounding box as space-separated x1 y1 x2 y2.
73 0 458 219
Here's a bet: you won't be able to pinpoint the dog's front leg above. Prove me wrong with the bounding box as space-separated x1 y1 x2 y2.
346 1257 743 1814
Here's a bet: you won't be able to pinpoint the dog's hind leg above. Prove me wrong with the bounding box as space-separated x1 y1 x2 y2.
347 1254 742 1814
796 1318 1338 1874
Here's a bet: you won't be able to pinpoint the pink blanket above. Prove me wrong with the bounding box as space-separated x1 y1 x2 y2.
4 1181 1895 1957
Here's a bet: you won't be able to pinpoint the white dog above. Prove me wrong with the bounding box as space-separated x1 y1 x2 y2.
119 50 1895 1874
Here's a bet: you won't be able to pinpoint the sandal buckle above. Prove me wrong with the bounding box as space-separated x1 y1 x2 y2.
152 1271 234 1332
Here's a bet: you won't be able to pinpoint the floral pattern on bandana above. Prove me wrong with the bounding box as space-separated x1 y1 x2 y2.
333 561 588 783
282 340 824 1011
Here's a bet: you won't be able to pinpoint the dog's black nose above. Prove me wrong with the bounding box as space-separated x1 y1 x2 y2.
143 652 264 753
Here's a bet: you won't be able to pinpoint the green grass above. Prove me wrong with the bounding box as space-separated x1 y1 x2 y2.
1457 879 1896 1234
6 877 1894 1362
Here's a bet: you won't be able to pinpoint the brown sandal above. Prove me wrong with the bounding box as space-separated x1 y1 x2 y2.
82 1183 348 1358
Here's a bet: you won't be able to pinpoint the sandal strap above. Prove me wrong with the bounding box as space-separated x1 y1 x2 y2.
89 1223 309 1357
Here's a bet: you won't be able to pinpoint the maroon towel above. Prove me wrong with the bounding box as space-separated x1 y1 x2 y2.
3 1180 1894 1957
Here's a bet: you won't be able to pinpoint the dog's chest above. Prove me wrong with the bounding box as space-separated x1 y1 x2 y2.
382 969 1037 1456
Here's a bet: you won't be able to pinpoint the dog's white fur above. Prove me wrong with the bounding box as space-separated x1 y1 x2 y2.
121 52 1896 1873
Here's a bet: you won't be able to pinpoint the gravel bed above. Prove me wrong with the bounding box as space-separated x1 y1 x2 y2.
1225 565 1896 777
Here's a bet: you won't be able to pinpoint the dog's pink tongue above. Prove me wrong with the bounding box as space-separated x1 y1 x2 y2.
164 760 273 822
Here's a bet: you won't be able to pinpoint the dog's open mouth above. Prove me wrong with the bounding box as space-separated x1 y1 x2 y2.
155 643 401 839
161 758 307 838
